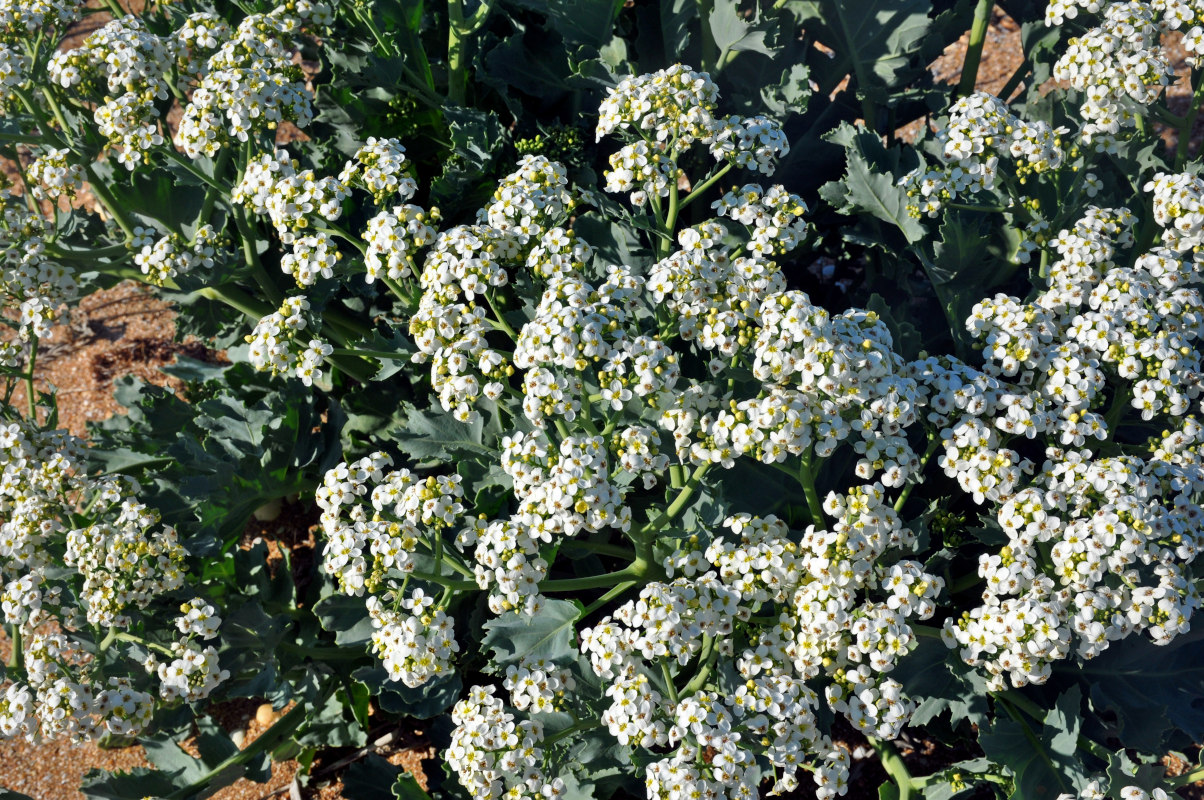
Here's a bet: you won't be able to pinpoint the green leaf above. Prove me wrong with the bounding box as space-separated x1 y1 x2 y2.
296 689 368 748
342 754 403 800
443 105 505 171
1104 749 1173 795
355 666 464 719
1078 624 1204 751
980 687 1087 800
480 598 579 669
80 768 179 800
760 61 812 118
393 770 433 800
709 0 774 65
314 593 375 647
391 402 490 465
792 0 933 98
916 758 998 800
901 639 991 730
928 215 993 287
820 121 924 243
503 0 620 48
866 293 922 359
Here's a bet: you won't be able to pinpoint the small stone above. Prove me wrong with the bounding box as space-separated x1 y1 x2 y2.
256 703 276 726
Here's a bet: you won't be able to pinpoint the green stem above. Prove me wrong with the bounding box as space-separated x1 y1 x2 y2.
161 147 225 191
996 58 1030 101
0 132 47 146
1169 765 1204 789
382 276 414 308
330 347 410 361
945 201 1009 213
542 719 600 748
7 625 20 670
321 306 371 338
680 162 733 209
893 437 939 513
166 700 312 800
233 207 282 307
447 0 492 105
697 0 718 74
658 179 680 260
485 291 519 340
99 630 175 657
196 149 232 227
542 561 649 592
799 448 825 527
46 242 130 260
195 286 272 320
661 660 680 704
562 540 638 560
406 570 477 591
84 166 138 240
576 579 639 619
1175 70 1204 170
25 333 37 421
869 737 915 800
640 463 710 537
911 624 945 639
13 88 64 147
678 634 716 699
957 0 994 99
39 88 72 141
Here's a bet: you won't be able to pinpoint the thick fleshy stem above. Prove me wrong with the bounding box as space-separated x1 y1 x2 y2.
164 700 314 800
869 737 916 800
447 0 493 105
957 0 995 99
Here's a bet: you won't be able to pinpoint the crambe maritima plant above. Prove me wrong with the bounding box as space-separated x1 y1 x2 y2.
1 0 1204 799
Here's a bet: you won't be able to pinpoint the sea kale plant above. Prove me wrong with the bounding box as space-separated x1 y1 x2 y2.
1 1 1204 799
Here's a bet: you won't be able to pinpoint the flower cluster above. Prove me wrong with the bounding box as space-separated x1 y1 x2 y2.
408 156 574 422
446 685 567 800
176 10 312 158
573 502 942 798
27 149 83 202
902 92 1065 218
0 191 76 344
246 295 333 386
459 431 630 614
367 592 459 688
133 224 223 286
937 202 1204 687
1052 2 1172 148
317 453 467 686
0 416 225 741
339 137 419 206
597 65 788 205
0 0 79 43
1145 171 1204 252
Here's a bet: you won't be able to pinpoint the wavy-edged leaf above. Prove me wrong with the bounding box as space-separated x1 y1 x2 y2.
1078 624 1204 750
820 121 924 243
980 686 1087 800
792 0 932 97
481 598 578 669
